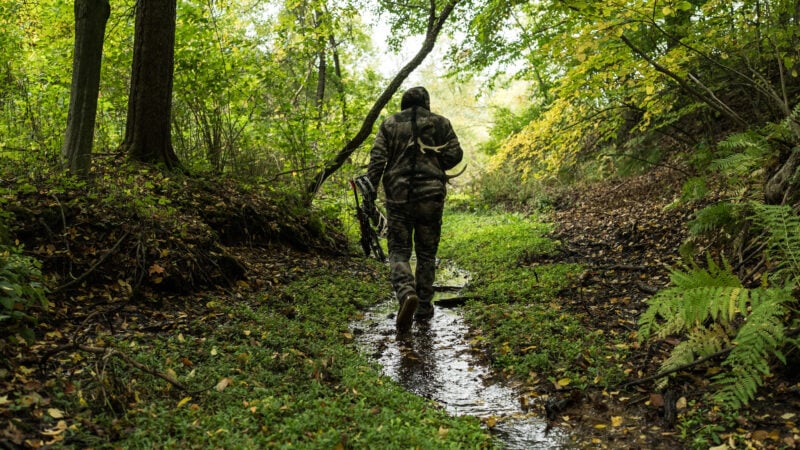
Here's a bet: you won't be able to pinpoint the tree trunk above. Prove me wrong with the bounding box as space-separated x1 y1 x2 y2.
305 0 459 202
61 0 110 178
765 147 800 206
121 0 180 169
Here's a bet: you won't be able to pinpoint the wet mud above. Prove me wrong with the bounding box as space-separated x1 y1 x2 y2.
353 261 571 449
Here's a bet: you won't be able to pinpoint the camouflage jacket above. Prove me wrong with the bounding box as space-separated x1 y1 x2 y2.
366 106 463 206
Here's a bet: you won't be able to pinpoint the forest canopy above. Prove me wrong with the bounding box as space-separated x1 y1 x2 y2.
2 0 798 203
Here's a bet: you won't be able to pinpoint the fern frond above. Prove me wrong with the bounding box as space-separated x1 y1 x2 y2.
750 202 800 283
639 254 798 411
688 202 737 236
655 324 730 390
710 286 792 409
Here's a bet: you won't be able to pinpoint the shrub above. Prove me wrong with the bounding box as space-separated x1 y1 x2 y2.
0 245 48 343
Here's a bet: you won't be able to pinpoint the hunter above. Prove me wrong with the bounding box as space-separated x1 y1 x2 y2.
365 86 464 332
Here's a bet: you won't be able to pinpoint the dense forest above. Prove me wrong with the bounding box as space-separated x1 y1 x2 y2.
2 0 799 448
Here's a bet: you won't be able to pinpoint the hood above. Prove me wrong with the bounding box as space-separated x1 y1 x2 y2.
400 86 430 111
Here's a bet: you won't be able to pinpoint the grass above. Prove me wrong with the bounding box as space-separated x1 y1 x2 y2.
63 267 493 449
439 209 630 387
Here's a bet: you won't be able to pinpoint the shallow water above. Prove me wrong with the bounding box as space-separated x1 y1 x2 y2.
354 261 571 449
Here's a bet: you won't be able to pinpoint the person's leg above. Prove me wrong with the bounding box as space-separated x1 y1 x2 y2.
413 200 443 319
387 205 418 330
387 206 416 303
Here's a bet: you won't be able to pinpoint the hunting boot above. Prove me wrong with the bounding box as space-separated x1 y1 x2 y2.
414 301 434 321
396 293 419 332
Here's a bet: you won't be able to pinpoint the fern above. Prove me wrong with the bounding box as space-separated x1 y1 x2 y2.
749 201 800 283
688 202 737 236
638 254 796 411
711 286 791 408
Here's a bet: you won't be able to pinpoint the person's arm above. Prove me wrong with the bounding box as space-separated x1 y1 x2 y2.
366 121 390 189
437 119 463 171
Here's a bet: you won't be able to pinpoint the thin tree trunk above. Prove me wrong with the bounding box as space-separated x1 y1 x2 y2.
62 0 110 178
306 0 459 202
121 0 180 169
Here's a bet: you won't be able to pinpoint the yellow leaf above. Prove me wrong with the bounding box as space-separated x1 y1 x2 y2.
177 396 192 408
485 416 497 428
782 412 796 420
215 378 232 392
0 395 9 406
594 423 607 429
47 408 65 419
557 378 571 387
342 332 353 340
437 426 449 438
611 416 623 427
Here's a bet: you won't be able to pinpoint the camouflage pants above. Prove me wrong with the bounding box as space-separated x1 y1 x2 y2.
386 199 444 304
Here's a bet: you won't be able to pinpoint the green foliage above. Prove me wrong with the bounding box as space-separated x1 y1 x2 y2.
749 201 800 285
74 271 492 448
440 211 630 386
472 160 564 212
687 202 738 236
0 245 48 343
456 0 800 188
638 254 796 410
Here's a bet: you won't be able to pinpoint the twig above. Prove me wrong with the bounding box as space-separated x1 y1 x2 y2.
52 230 130 293
636 281 659 294
620 346 733 389
77 344 190 391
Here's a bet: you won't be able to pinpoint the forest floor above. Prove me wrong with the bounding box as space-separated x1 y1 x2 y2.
1 159 799 448
532 166 800 449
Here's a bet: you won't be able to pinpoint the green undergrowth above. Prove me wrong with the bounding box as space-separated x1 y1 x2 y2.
439 210 629 388
68 268 492 449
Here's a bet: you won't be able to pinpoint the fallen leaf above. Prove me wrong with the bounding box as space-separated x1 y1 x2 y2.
781 412 796 420
611 416 623 427
675 396 687 410
437 426 449 438
594 423 607 429
557 378 571 388
649 393 664 407
215 378 232 392
40 420 67 437
177 396 192 408
47 408 65 419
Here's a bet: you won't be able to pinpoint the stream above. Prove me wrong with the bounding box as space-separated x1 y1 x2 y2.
353 260 571 449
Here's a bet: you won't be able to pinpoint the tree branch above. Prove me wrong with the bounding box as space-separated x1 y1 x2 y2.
619 34 748 129
305 0 459 203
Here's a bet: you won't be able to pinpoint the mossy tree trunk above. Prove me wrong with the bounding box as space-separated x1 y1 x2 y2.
61 0 110 178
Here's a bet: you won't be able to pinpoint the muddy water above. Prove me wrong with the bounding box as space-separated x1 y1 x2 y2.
354 261 571 449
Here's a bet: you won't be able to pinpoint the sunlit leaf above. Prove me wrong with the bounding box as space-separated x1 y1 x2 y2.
215 377 232 392
47 408 65 419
